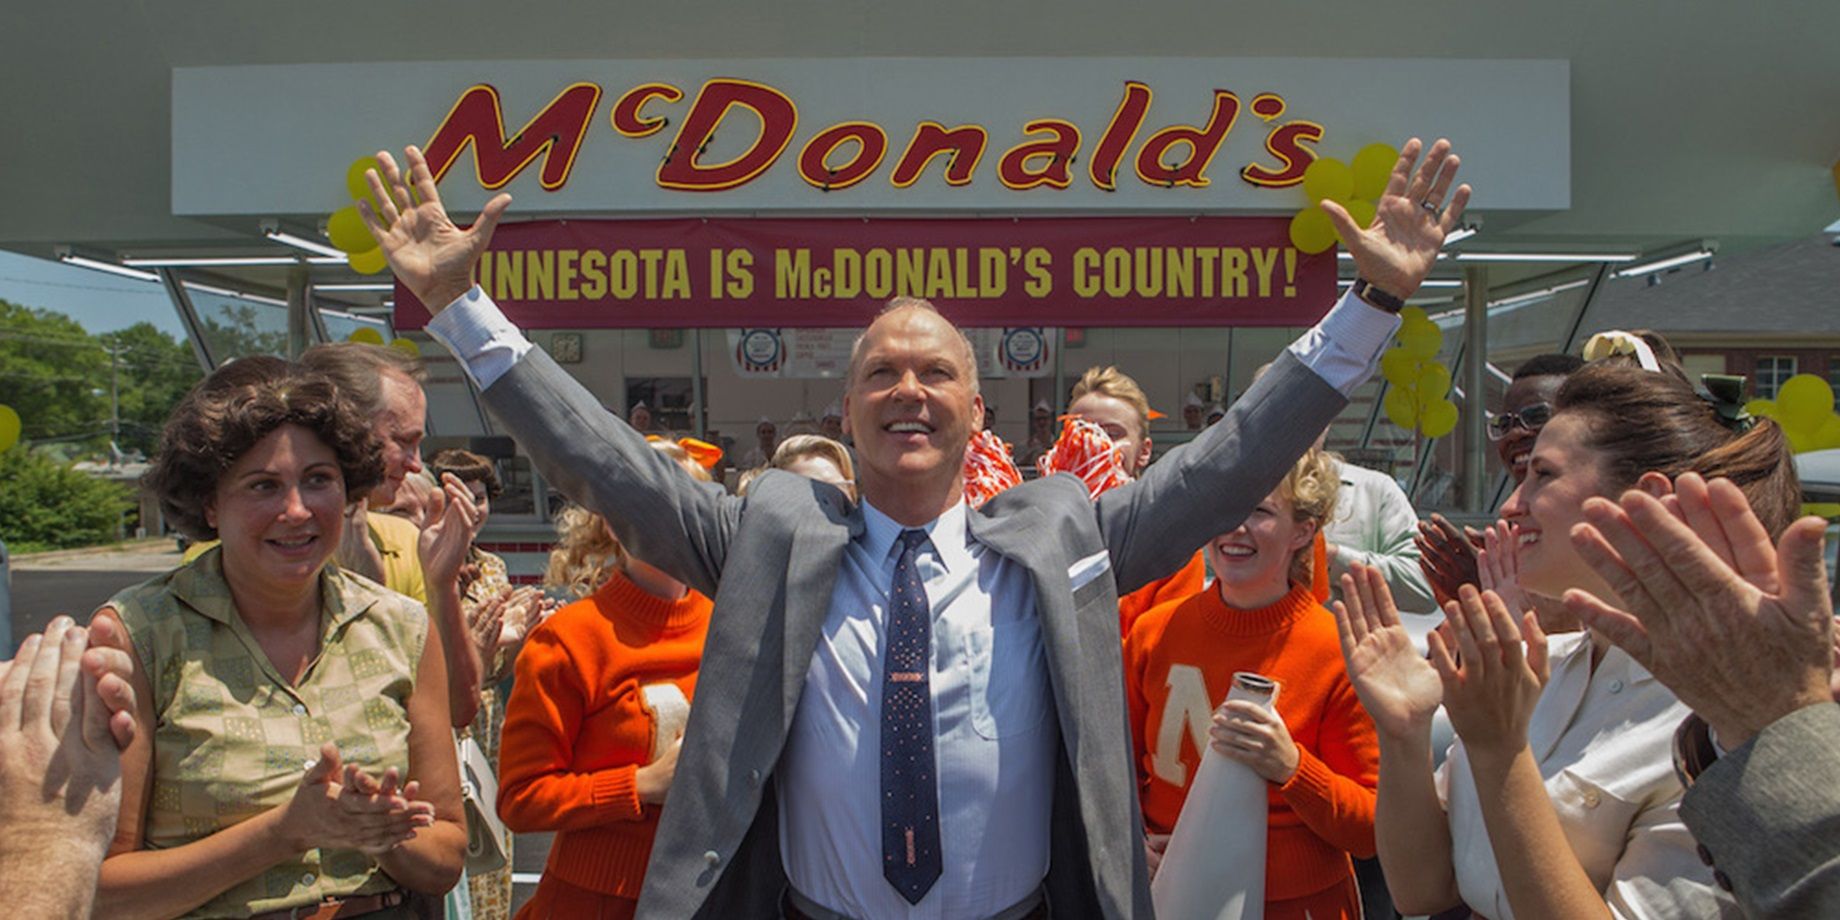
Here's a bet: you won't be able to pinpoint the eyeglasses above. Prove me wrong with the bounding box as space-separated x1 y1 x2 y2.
1486 402 1554 441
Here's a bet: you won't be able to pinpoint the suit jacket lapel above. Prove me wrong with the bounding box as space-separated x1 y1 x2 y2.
778 495 860 724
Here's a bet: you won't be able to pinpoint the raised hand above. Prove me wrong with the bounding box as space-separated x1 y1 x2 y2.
1430 586 1547 756
358 146 512 313
1564 475 1833 749
1333 563 1444 740
419 473 484 589
465 589 509 667
1325 138 1471 299
336 502 388 584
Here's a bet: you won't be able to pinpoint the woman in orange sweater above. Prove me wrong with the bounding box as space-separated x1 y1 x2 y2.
498 442 716 920
1124 446 1378 920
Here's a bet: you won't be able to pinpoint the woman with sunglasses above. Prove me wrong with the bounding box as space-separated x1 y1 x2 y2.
1342 359 1794 919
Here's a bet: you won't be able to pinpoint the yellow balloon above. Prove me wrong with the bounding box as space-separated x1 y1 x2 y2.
346 155 380 201
1380 347 1419 386
1417 362 1452 399
1302 158 1354 206
1352 143 1399 200
348 247 389 275
1813 414 1840 451
1420 398 1460 438
1399 306 1430 326
1775 375 1835 431
348 327 386 345
389 337 421 357
1343 198 1378 233
0 404 19 452
1746 398 1778 419
1289 207 1337 254
1384 386 1420 429
327 206 375 254
1397 321 1443 359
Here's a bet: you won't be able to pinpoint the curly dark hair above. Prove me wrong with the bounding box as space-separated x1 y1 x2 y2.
145 355 385 540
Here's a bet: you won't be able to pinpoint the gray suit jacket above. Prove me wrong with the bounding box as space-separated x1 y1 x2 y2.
480 349 1344 918
1681 703 1840 918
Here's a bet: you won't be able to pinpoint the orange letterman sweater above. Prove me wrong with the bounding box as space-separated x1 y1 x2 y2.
1117 550 1207 637
496 570 713 899
1124 583 1379 902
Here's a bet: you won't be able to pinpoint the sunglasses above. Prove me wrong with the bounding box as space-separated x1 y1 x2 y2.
1486 402 1554 441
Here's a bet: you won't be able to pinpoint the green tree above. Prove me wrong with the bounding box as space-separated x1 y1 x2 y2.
0 300 110 447
0 446 135 551
100 322 204 456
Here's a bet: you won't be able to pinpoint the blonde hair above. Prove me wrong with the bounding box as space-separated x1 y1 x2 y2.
1069 365 1151 438
1276 448 1342 586
771 434 856 482
542 442 710 597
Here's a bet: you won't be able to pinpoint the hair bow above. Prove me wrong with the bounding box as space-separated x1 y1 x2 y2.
1581 331 1661 372
1698 374 1757 434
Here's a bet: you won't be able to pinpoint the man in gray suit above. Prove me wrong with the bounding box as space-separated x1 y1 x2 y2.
1567 473 1840 917
361 138 1469 918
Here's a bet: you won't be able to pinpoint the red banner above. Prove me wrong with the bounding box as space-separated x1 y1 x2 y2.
393 216 1336 329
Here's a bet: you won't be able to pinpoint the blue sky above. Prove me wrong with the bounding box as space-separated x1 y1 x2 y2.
0 250 184 336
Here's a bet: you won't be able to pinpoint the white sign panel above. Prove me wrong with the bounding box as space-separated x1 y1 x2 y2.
173 57 1567 217
727 327 1055 379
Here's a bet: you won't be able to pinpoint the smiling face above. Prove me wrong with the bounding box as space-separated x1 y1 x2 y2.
207 423 347 590
1068 392 1152 477
1206 487 1316 607
842 306 983 507
1499 411 1620 600
1497 373 1566 482
368 371 427 505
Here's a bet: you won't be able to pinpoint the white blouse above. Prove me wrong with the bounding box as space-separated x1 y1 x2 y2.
1436 632 1740 919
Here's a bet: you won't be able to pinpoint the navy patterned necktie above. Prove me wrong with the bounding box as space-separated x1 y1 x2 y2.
882 528 943 904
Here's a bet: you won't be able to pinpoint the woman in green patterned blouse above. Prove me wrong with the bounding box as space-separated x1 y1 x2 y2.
91 356 468 919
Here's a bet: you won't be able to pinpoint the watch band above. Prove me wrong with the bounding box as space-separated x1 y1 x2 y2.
1351 277 1407 314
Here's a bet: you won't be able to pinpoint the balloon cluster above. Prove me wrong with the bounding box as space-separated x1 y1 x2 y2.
1747 374 1840 454
347 326 422 357
1288 143 1398 254
1379 307 1458 439
326 157 391 275
0 404 20 452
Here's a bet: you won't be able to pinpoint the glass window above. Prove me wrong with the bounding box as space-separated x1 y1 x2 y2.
186 286 289 362
1755 355 1797 399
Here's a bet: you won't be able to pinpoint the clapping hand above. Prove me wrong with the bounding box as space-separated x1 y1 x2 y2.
1478 520 1535 624
1430 586 1548 757
279 743 435 856
1333 563 1444 740
1564 473 1834 749
1417 513 1481 607
419 473 485 589
359 147 512 313
1329 138 1472 300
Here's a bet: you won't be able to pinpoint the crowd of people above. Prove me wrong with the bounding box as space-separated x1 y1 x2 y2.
3 134 1836 920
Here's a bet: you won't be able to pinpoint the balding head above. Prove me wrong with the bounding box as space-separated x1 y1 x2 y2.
842 297 985 523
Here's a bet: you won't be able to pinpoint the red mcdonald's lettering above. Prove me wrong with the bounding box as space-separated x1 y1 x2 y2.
423 83 603 191
656 78 799 192
890 122 987 188
798 121 889 190
997 120 1081 190
1135 89 1240 188
1089 81 1151 191
1241 119 1322 188
610 82 684 138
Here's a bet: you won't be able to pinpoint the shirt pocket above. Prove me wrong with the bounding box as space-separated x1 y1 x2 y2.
1548 767 1643 891
965 619 1052 740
